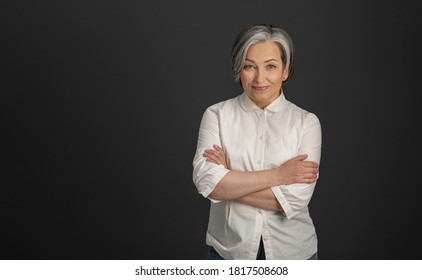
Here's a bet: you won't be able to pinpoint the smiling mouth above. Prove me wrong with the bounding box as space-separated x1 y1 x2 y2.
252 86 269 91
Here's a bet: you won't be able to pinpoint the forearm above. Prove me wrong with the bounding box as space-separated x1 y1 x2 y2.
206 154 318 201
236 189 283 212
208 169 281 201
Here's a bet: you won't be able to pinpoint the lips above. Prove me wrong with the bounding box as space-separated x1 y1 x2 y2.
252 86 269 91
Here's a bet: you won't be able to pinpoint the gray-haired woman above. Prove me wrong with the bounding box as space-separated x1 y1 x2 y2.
192 24 321 260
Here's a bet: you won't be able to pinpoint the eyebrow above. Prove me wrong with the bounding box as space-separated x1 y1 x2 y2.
245 58 279 63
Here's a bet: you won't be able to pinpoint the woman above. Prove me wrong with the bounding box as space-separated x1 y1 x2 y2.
192 24 322 260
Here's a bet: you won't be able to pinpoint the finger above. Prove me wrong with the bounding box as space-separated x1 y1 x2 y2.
205 158 219 164
303 178 316 184
213 145 225 154
203 150 217 160
299 161 319 168
303 172 317 179
210 149 223 159
300 170 318 179
293 154 308 161
210 147 225 162
204 150 225 165
303 165 319 172
299 175 316 184
205 156 223 165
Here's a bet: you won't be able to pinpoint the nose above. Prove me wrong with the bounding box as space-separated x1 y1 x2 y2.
255 68 265 83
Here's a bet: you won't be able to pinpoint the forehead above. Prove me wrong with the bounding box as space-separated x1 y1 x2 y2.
246 41 281 61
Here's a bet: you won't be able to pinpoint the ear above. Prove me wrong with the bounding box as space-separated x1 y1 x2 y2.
282 70 289 81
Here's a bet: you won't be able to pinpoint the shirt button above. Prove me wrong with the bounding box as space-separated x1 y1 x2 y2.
259 136 263 140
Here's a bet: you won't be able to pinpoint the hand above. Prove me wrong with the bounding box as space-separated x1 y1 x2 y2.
203 145 229 169
277 154 319 185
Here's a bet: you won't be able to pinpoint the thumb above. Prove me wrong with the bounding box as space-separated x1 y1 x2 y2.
294 154 308 161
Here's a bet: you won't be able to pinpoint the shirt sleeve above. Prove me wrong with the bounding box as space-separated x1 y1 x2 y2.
271 113 322 219
192 107 230 203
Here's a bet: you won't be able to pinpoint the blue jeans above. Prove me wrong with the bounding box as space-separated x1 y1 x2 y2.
207 238 318 260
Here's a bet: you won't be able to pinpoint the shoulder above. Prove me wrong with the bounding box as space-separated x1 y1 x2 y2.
284 99 320 127
205 94 241 113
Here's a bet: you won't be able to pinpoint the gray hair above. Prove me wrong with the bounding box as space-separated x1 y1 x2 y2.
231 24 295 84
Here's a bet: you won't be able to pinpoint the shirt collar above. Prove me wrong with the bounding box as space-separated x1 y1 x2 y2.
239 91 286 113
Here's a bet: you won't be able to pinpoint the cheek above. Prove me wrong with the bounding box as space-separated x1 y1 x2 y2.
240 72 253 85
269 73 283 85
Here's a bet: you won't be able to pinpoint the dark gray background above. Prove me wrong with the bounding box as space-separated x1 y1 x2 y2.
2 0 421 259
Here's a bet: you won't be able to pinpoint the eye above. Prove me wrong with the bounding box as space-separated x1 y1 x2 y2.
243 64 255 70
267 64 277 69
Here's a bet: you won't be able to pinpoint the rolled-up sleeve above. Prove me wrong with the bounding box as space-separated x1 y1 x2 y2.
192 107 229 202
271 114 322 219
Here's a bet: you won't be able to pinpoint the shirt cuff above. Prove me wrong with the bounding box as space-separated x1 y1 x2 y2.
271 185 293 219
200 167 230 203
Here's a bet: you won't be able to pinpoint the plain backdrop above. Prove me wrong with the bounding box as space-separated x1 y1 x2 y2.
2 0 422 259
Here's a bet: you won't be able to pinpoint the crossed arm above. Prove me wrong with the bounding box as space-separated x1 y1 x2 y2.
203 145 319 212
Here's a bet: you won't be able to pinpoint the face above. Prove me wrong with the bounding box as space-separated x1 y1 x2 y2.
240 41 288 109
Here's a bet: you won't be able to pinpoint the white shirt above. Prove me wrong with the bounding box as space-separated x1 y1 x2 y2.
192 92 322 260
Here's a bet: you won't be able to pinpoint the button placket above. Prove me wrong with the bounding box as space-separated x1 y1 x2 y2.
256 110 266 168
